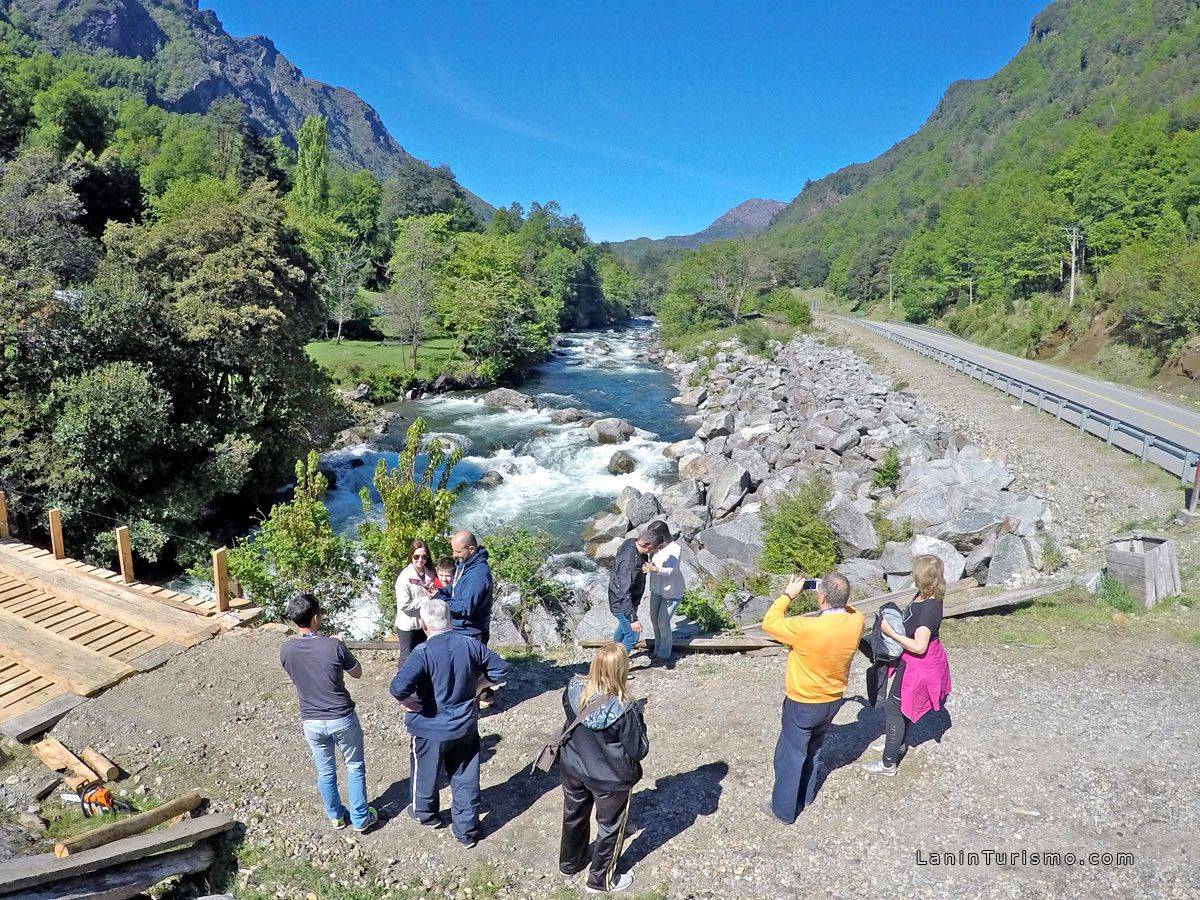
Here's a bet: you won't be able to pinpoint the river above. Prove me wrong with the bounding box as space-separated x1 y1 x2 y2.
319 318 689 633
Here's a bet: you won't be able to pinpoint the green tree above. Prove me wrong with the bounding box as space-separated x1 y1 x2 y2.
291 115 330 214
384 213 453 364
760 476 838 576
357 419 463 629
227 452 361 626
30 72 113 156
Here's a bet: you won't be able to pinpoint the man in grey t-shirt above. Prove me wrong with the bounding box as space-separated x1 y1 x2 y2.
280 593 377 832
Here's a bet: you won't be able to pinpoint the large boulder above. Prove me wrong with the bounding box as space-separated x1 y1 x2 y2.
731 448 770 486
696 411 734 440
549 406 587 424
663 438 703 460
589 417 636 444
985 533 1035 586
573 602 617 642
670 506 709 541
607 450 636 475
614 486 642 515
824 493 879 559
695 511 763 570
661 479 704 511
887 482 964 532
707 460 752 520
963 532 997 580
830 429 861 455
878 540 914 574
584 512 628 543
482 388 537 411
839 558 888 597
728 592 773 627
910 534 966 583
678 453 715 483
626 493 663 528
586 537 625 564
937 507 1008 549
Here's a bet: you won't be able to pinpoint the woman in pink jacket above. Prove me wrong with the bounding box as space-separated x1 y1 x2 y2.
863 554 952 776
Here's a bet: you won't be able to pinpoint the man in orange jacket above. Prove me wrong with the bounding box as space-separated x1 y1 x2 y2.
761 571 863 823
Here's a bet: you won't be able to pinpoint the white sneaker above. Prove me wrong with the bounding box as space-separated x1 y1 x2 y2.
587 872 634 894
862 760 897 777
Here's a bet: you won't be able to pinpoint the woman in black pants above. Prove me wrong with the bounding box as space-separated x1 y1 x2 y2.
558 642 649 894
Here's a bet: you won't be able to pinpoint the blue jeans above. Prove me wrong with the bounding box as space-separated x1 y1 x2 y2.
302 712 370 828
649 593 679 659
612 612 638 653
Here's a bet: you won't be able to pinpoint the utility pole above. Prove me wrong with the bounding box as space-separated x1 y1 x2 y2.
1063 225 1082 307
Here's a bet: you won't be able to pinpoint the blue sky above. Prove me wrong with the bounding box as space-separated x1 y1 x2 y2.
203 1 1049 242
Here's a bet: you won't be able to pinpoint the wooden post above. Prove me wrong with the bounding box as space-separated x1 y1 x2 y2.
0 490 9 539
211 547 230 613
1189 458 1200 514
115 526 135 583
48 508 65 559
53 790 203 857
80 747 120 782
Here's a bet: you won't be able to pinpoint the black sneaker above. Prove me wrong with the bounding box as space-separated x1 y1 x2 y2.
407 806 446 828
353 807 379 833
458 836 478 849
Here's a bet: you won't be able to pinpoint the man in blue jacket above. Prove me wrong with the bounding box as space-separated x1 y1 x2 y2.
448 530 494 645
390 597 509 848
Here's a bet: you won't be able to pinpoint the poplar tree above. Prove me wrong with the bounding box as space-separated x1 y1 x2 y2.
292 115 329 213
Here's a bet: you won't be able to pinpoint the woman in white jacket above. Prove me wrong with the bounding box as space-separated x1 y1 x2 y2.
643 521 685 663
394 540 437 665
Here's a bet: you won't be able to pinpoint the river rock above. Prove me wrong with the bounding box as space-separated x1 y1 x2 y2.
482 387 538 411
824 493 878 558
910 534 966 583
607 450 636 475
549 406 587 423
349 382 371 401
674 386 708 406
755 468 799 507
614 486 642 515
696 411 734 440
478 471 504 487
986 533 1035 585
731 448 770 486
573 602 616 642
830 429 861 455
585 512 628 543
664 438 703 460
707 460 752 520
670 506 709 541
678 453 715 483
626 494 663 528
695 511 763 569
661 479 704 511
587 537 625 564
589 417 636 444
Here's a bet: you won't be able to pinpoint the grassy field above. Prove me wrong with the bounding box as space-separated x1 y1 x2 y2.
305 338 464 383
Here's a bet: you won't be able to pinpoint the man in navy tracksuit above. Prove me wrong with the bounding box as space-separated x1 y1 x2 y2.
448 530 494 645
390 597 508 848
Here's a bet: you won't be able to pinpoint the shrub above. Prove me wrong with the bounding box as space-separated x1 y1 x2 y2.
786 591 819 616
676 588 737 633
1040 533 1064 573
1098 573 1135 613
872 448 901 490
736 319 772 355
873 513 914 549
485 526 569 631
763 287 812 328
760 475 838 575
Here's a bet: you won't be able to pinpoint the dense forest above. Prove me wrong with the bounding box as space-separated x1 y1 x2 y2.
654 0 1200 383
0 18 639 569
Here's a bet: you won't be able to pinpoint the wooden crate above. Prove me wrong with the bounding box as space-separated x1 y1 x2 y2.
1104 534 1181 609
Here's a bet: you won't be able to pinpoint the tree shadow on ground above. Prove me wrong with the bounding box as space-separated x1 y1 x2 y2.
623 761 728 867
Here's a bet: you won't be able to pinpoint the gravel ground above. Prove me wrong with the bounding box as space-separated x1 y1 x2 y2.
823 318 1192 570
3 618 1195 899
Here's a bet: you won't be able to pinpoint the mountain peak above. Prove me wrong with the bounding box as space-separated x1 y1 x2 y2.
609 197 785 259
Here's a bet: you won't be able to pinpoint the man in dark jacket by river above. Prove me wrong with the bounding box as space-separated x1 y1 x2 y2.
608 529 659 654
448 530 493 645
391 597 509 848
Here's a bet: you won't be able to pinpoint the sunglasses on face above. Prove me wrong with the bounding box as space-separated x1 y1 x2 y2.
413 553 428 560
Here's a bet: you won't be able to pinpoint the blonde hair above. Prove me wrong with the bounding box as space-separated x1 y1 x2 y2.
911 554 946 601
580 642 631 707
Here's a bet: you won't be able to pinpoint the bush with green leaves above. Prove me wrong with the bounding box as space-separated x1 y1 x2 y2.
872 449 901 491
484 526 569 633
676 588 737 633
1098 573 1135 613
357 418 463 630
760 475 838 576
872 513 914 549
225 451 362 627
736 319 772 355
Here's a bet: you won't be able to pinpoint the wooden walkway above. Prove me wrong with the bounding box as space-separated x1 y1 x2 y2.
0 539 251 736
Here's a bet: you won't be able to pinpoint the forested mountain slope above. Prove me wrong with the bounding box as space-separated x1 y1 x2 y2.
611 197 784 260
1 0 491 217
761 0 1200 374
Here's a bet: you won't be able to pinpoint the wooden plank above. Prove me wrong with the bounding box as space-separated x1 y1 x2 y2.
0 692 82 742
0 813 235 894
0 552 217 647
0 608 134 696
56 791 202 857
211 548 230 613
115 528 134 585
580 636 779 652
18 843 215 900
31 737 99 785
48 510 65 560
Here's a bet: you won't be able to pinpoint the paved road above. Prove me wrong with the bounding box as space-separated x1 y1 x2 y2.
838 316 1200 481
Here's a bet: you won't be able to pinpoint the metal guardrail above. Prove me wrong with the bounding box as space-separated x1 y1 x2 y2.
847 318 1199 485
